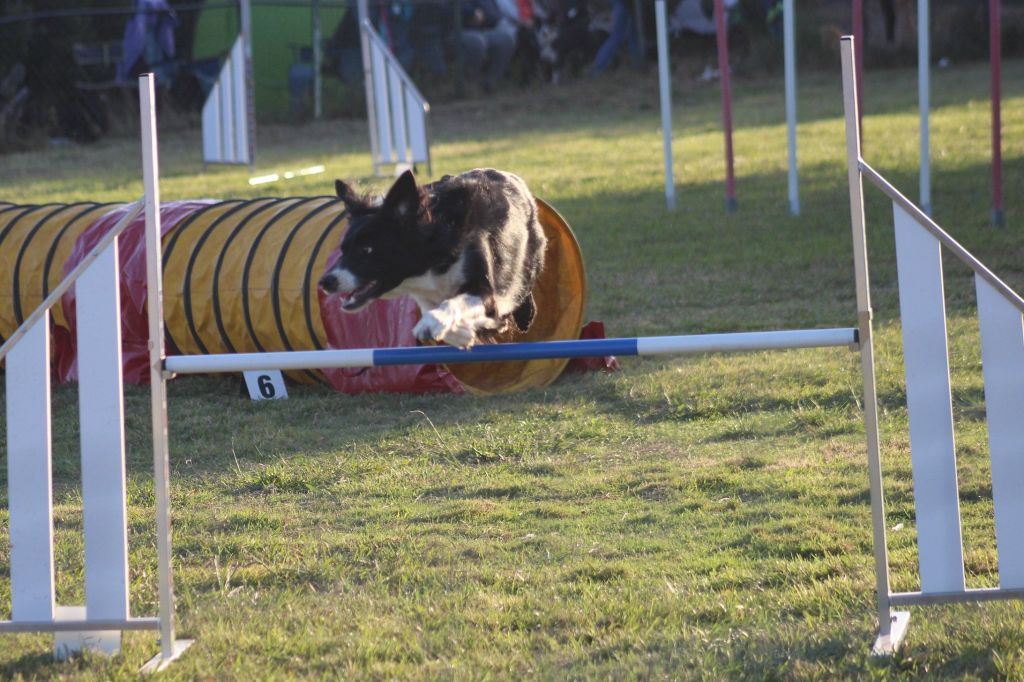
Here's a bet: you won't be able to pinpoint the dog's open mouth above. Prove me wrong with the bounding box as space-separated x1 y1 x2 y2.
341 279 384 311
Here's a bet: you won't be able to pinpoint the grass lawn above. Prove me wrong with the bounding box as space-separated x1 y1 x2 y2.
2 53 1024 679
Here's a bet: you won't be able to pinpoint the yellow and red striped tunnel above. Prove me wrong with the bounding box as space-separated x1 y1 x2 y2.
0 197 592 394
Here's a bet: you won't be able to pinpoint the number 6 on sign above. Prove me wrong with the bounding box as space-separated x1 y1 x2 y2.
242 371 288 401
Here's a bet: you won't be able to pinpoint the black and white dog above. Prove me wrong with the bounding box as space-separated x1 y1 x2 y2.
318 169 548 348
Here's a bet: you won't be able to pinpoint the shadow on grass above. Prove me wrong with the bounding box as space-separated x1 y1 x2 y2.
0 652 80 680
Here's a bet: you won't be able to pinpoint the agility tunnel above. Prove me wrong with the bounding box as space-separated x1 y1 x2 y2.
0 196 593 393
0 202 126 350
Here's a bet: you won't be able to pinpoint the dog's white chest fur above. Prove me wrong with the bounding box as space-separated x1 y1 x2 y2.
386 254 468 312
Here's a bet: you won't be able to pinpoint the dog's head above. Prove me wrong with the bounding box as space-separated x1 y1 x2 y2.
318 170 431 311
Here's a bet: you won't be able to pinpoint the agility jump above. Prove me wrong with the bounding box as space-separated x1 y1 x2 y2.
2 35 1023 669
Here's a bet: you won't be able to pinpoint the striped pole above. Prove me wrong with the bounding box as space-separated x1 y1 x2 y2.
164 328 858 375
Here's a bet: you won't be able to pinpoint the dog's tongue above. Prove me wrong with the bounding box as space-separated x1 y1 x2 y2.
341 280 378 310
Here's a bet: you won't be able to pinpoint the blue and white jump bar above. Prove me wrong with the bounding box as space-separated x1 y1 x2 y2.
164 328 858 375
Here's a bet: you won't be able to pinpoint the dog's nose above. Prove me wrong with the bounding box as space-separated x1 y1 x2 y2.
318 272 338 292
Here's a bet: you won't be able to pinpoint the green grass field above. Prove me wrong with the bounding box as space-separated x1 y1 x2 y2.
2 55 1024 679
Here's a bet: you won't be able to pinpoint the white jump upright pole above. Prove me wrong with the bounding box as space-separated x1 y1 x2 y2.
840 36 909 655
919 0 931 215
138 73 193 673
655 0 676 211
783 0 799 215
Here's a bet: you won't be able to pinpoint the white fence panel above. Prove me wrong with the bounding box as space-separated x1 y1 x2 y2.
388 60 409 160
893 202 965 594
202 37 251 166
369 35 393 163
77 239 130 651
363 22 430 174
405 87 429 164
976 275 1024 589
6 313 55 622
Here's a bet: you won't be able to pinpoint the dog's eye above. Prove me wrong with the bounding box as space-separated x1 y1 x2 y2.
361 246 373 255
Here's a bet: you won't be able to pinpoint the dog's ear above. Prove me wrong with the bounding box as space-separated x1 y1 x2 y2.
335 179 360 207
381 170 420 221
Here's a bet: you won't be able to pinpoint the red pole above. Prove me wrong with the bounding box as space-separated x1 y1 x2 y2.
991 0 1004 226
713 0 737 212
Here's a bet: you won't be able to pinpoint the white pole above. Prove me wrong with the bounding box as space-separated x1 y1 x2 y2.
239 0 256 172
783 0 799 215
919 0 930 214
655 0 676 211
840 36 908 655
140 72 175 663
139 74 192 672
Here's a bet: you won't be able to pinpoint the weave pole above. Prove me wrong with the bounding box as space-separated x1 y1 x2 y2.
655 0 799 214
713 0 737 212
655 0 676 211
990 0 1004 227
783 0 799 215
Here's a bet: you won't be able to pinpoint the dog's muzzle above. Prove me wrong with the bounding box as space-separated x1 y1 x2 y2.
318 267 384 311
318 272 342 293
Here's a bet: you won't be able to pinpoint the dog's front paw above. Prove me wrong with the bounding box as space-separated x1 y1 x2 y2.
413 309 450 343
413 307 480 348
441 320 478 349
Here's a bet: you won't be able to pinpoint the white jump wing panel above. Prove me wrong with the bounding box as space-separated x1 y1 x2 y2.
77 239 130 648
202 37 251 166
6 313 55 622
893 202 965 594
363 23 430 174
976 275 1024 589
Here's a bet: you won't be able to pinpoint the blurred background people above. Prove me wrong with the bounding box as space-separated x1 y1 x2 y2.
460 0 516 91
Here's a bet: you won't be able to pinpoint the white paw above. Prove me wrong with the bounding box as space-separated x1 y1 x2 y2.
413 296 501 348
413 309 451 343
414 311 478 348
441 318 479 349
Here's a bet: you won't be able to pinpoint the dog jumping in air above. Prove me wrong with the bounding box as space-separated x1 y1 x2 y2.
318 168 548 348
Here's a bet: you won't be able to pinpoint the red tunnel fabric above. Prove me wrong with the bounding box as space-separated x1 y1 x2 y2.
58 201 216 383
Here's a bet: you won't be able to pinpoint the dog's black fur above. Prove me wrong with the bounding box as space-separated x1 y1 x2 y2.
318 168 547 348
